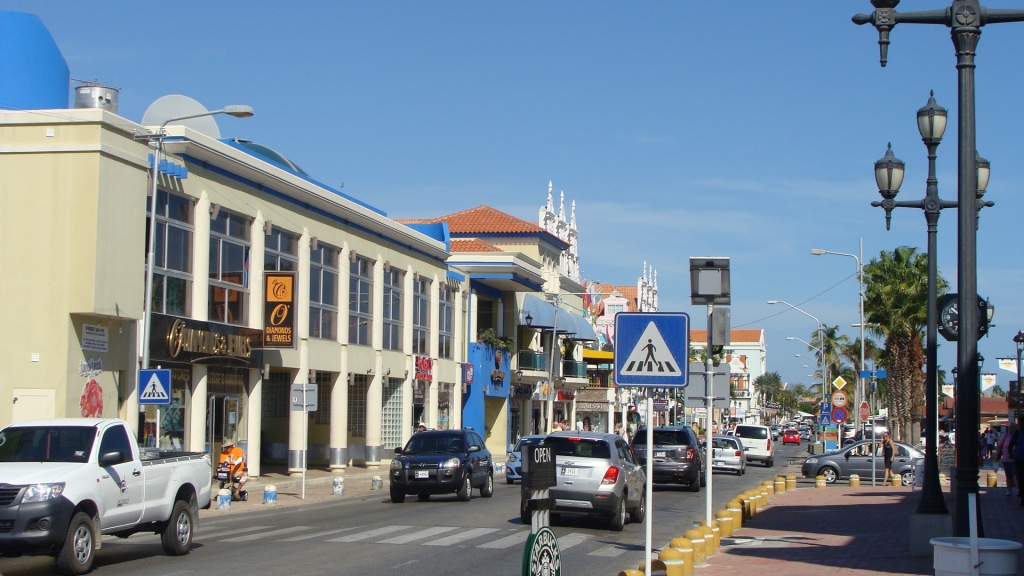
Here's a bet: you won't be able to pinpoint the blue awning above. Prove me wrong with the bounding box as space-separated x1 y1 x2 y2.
520 294 555 329
561 307 598 341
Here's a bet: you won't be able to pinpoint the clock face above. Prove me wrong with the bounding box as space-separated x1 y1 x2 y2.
941 300 959 336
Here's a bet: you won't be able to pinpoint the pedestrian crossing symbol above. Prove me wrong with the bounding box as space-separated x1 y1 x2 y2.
614 312 689 388
138 369 171 405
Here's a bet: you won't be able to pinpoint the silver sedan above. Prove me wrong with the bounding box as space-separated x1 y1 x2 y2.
710 435 746 475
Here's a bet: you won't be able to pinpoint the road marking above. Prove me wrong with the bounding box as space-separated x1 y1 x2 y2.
588 545 629 557
328 525 412 542
557 532 590 551
220 526 311 542
279 527 362 541
477 530 530 549
377 526 458 544
422 527 500 546
201 526 272 539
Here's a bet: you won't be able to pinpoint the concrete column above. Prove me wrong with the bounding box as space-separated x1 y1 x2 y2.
365 256 384 467
288 229 311 475
428 276 439 429
330 243 351 469
189 365 208 452
451 287 463 431
468 291 478 343
192 192 211 321
496 297 504 336
402 266 414 440
123 322 139 438
247 368 262 477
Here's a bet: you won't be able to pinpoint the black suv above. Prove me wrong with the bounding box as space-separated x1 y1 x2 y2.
630 426 705 492
390 429 493 503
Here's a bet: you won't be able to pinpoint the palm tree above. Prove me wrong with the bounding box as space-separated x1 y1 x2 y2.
863 246 948 442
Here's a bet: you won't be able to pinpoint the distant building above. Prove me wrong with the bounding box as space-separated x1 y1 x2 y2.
690 329 767 425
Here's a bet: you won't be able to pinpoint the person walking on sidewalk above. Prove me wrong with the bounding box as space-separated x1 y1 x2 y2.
996 423 1017 497
881 432 896 486
1008 418 1024 506
985 427 997 464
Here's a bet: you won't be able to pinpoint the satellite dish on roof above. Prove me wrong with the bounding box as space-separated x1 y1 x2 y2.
142 95 221 139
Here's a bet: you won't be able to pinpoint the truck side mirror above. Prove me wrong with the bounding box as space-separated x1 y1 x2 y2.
99 451 124 467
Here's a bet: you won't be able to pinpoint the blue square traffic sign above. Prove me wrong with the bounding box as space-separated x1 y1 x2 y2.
138 369 171 405
614 312 689 388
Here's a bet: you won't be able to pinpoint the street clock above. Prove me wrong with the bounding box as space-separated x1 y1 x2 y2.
937 293 992 342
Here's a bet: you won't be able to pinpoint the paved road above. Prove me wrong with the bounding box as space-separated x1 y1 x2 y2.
0 444 807 576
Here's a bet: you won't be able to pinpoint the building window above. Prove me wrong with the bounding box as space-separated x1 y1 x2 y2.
262 371 291 418
606 304 625 317
438 382 452 430
310 244 339 340
439 285 454 359
314 371 332 425
209 210 250 325
264 226 298 272
381 378 404 450
348 374 368 437
413 277 430 356
349 257 373 346
383 269 403 351
146 190 193 316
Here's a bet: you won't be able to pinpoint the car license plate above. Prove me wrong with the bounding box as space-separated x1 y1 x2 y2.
714 460 725 466
655 451 666 458
561 467 578 477
415 470 429 479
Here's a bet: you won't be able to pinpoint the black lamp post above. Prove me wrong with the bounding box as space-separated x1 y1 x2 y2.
1013 332 1024 399
854 0 1024 538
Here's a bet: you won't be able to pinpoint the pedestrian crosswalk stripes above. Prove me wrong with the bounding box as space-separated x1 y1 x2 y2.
279 527 361 542
587 544 629 557
377 526 458 544
556 532 590 551
221 526 311 542
421 527 500 546
206 526 273 539
476 530 530 549
327 525 412 542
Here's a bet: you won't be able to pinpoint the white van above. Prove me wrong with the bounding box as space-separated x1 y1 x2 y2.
734 424 775 467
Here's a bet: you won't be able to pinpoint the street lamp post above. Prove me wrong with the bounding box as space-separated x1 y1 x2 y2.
853 0 1024 539
1014 333 1024 418
137 105 254 371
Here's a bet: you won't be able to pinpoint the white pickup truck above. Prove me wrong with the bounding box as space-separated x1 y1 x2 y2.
0 418 212 575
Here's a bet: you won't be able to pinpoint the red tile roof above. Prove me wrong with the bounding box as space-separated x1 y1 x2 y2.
593 283 638 301
397 205 547 235
450 239 503 253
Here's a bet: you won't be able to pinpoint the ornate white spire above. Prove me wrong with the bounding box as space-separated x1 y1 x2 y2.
558 191 565 222
547 181 554 212
570 200 577 230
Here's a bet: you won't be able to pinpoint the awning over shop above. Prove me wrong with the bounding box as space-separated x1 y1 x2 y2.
520 294 556 328
561 306 598 341
517 294 597 341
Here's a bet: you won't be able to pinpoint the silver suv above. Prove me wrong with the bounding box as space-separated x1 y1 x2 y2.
519 431 646 531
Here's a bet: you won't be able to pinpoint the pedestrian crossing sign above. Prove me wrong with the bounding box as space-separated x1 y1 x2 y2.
138 369 171 405
614 312 689 388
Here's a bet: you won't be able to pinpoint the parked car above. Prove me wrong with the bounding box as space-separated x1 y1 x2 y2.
390 429 493 503
0 418 213 575
520 432 645 531
734 424 776 467
505 435 545 484
782 429 801 445
710 435 746 475
801 440 923 484
770 425 782 441
630 426 705 491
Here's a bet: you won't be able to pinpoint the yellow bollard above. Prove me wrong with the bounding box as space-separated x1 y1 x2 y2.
660 548 686 576
698 524 716 555
684 528 707 566
747 491 759 515
987 471 998 488
786 474 797 490
774 476 786 493
618 571 644 576
741 492 753 519
760 488 770 506
669 537 694 576
700 521 719 551
715 510 734 537
892 473 902 487
849 474 860 487
815 475 827 488
639 559 667 576
763 480 775 496
726 500 743 528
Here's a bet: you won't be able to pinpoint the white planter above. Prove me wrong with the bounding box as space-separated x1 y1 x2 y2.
931 537 1021 576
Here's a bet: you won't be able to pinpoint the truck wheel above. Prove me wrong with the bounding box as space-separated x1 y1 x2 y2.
161 499 194 556
56 512 95 575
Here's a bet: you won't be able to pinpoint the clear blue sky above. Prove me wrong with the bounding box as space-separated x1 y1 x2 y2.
8 1 1024 390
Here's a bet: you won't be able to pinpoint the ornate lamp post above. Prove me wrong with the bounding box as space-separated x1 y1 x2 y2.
854 0 1023 538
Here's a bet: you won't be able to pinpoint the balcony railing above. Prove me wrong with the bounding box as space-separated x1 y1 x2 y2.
518 350 546 371
562 360 587 379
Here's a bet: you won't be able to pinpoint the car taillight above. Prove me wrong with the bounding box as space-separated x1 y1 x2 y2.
601 466 620 485
685 447 695 460
767 438 772 451
735 450 742 457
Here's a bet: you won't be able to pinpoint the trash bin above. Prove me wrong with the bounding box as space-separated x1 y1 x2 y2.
931 537 1022 576
913 456 925 488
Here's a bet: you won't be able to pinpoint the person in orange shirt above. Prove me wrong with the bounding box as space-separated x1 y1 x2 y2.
219 440 248 500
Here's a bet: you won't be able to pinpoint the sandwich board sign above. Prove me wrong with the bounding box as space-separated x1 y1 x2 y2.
138 369 171 405
614 312 690 388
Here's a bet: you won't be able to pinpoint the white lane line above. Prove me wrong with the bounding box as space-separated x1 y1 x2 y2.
377 526 458 544
588 545 628 557
200 526 272 539
279 527 362 542
477 530 530 549
220 526 311 542
328 525 412 542
422 528 501 546
557 532 590 551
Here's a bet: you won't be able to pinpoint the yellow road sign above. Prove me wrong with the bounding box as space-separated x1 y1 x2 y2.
832 376 848 390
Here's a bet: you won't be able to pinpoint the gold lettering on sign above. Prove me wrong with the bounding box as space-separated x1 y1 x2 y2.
166 319 252 360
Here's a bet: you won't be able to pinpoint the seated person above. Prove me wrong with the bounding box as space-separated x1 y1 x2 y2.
218 440 248 499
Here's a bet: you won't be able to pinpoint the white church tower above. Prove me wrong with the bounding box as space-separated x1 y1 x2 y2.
538 181 580 282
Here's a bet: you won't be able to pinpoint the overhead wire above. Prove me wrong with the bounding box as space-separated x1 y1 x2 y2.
733 272 857 328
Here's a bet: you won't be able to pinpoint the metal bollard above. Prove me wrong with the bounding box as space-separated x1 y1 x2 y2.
371 476 383 490
669 537 695 576
618 571 644 576
849 474 860 488
774 476 786 493
639 559 667 576
786 474 797 490
815 475 827 488
262 484 277 505
726 500 743 528
217 488 232 510
715 510 734 538
659 548 685 576
701 520 719 551
684 528 707 566
987 470 998 488
333 476 345 496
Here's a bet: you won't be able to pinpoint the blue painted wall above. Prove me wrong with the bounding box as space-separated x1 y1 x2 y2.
0 11 69 110
462 343 510 438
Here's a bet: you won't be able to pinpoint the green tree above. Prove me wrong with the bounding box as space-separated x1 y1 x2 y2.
753 371 784 417
864 246 948 442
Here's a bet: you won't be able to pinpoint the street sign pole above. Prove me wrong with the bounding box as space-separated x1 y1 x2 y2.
704 302 714 530
645 389 654 576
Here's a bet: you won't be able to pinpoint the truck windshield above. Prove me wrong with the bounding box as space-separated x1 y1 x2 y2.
0 427 96 463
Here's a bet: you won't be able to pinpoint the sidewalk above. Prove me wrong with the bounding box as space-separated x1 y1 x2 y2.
697 479 1024 576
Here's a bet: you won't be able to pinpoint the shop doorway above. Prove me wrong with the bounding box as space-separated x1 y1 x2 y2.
207 394 241 458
